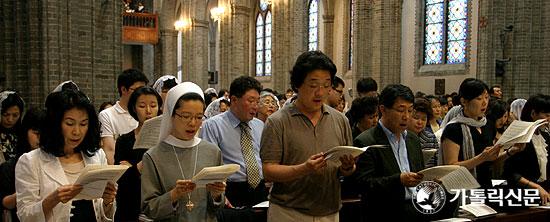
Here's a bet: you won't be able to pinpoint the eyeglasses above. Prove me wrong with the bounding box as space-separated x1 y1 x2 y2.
174 112 205 123
260 99 277 107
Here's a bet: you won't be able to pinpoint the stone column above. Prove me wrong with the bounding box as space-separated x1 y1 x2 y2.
219 3 251 88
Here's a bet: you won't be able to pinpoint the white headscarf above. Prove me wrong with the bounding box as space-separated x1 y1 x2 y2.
159 82 204 148
510 99 527 120
204 97 225 119
52 80 79 92
152 75 179 95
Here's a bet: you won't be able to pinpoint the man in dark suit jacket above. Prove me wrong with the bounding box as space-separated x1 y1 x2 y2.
353 84 426 221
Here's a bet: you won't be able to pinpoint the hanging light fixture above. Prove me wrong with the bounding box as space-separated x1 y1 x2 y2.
210 7 225 22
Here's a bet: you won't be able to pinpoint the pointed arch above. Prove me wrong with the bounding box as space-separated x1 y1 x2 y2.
308 0 319 51
255 1 271 76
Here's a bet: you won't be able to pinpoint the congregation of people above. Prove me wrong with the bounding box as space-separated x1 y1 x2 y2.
1 51 550 222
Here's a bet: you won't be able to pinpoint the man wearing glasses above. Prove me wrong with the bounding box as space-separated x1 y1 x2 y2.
261 51 354 222
326 76 345 111
352 84 426 221
200 76 268 209
99 68 148 164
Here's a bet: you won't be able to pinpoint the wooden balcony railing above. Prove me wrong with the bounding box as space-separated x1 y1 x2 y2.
122 12 158 45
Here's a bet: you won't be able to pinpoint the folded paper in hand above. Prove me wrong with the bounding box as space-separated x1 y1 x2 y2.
192 164 240 187
459 203 497 218
418 165 480 193
324 145 388 164
133 116 162 150
495 119 547 149
74 164 129 200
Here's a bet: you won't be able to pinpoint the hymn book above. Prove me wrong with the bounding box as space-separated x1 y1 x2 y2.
191 164 240 187
323 145 389 164
74 164 129 200
496 119 547 149
133 115 162 149
418 165 480 192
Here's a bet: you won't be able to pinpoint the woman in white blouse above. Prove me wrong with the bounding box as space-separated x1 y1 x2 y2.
15 90 117 222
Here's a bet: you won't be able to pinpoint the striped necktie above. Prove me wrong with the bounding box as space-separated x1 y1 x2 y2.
239 122 261 188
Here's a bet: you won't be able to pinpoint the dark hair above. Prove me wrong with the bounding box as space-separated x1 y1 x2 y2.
357 77 378 94
41 90 100 157
1 92 25 130
204 93 218 107
229 76 263 98
489 84 502 95
415 91 426 98
219 99 231 107
348 96 379 124
286 88 294 93
458 78 489 101
16 107 46 157
1 93 24 116
520 94 550 121
99 101 114 113
60 82 79 92
332 76 345 88
276 93 286 101
117 68 149 96
379 84 414 108
486 98 508 121
218 89 229 98
127 86 163 122
162 78 177 91
172 93 206 116
425 95 439 105
438 96 448 106
290 51 337 92
413 98 433 121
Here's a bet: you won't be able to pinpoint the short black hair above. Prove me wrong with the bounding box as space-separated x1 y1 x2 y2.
348 96 379 124
128 86 162 122
357 77 378 94
486 98 508 121
218 89 229 98
16 107 46 157
520 94 550 121
162 78 177 91
458 78 489 101
229 76 263 98
204 93 218 107
414 98 433 120
1 92 25 131
117 68 149 96
41 90 100 157
219 99 231 107
1 92 24 116
172 93 205 116
332 76 345 88
290 51 337 92
379 84 414 108
438 96 448 106
489 84 502 95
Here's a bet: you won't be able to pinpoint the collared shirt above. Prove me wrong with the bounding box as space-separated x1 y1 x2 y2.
260 103 353 216
378 120 415 199
200 110 264 182
98 101 138 140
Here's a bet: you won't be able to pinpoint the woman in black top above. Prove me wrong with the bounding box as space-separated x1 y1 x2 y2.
0 91 24 163
0 107 45 222
503 94 550 205
114 86 162 221
439 78 502 188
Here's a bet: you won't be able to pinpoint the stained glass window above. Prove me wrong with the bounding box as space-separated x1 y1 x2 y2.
308 0 319 51
424 0 468 65
255 2 272 76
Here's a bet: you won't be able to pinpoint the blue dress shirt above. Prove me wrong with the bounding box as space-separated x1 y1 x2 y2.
200 110 264 182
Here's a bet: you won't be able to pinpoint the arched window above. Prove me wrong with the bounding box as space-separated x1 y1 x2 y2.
255 3 272 76
308 0 319 51
424 0 468 65
349 0 355 69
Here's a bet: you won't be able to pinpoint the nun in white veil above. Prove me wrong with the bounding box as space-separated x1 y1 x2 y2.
141 82 225 222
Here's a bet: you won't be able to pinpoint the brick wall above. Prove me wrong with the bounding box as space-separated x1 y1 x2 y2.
1 0 122 109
